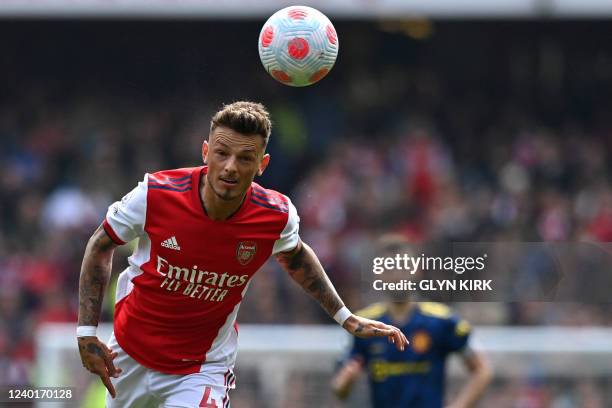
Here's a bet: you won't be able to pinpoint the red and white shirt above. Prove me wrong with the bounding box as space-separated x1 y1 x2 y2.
103 166 299 374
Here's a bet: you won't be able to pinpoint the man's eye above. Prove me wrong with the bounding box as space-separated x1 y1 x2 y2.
240 156 255 162
216 151 228 157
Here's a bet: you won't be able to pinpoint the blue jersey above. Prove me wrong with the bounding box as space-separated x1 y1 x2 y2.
349 302 471 408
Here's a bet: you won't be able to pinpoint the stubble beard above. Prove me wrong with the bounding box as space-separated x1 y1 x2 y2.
207 174 246 202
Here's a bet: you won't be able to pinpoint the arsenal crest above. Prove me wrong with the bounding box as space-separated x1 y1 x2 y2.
236 241 257 265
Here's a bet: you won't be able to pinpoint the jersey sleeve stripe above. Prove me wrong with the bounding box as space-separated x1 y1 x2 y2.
148 175 192 187
149 179 191 187
251 186 289 205
167 174 191 182
251 190 288 205
250 190 289 211
148 185 192 192
250 197 289 213
103 219 126 245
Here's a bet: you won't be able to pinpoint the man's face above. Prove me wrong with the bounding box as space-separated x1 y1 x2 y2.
202 126 269 201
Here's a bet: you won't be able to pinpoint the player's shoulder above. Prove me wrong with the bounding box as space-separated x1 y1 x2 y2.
250 182 290 214
418 302 471 337
417 302 454 320
417 302 471 335
147 167 197 193
149 167 196 181
355 302 388 320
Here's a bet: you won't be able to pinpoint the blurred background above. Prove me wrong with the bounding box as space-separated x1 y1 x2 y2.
1 1 612 407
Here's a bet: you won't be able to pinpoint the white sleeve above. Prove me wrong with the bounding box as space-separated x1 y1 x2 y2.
272 198 300 255
103 174 148 244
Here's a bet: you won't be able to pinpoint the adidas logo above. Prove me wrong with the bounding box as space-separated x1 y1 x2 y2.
161 236 181 251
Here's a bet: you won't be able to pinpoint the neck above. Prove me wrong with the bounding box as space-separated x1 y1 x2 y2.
200 173 246 221
387 301 415 325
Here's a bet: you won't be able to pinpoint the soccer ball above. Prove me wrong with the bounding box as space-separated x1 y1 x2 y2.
258 6 339 87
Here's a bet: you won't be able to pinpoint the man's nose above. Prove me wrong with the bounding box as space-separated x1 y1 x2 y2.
223 155 238 174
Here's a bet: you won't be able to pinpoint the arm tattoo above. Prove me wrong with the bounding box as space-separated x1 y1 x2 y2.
355 323 365 334
78 225 116 327
276 241 344 318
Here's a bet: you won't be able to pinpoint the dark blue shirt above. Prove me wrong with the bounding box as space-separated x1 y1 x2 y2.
349 302 471 408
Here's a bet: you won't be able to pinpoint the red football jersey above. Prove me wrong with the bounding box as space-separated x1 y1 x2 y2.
102 166 299 374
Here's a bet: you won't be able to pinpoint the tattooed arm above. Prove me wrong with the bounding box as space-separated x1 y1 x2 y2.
77 224 122 398
275 240 408 350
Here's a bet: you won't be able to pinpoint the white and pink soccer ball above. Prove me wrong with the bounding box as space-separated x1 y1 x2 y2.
258 6 339 87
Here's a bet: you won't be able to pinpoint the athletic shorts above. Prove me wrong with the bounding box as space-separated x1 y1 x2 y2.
105 332 235 408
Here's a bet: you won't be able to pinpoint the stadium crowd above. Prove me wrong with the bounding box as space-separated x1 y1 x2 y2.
0 19 611 406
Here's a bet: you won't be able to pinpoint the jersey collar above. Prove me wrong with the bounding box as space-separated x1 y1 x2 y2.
191 166 253 222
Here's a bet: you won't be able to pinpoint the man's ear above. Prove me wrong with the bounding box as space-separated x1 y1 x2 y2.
258 154 271 176
202 140 209 164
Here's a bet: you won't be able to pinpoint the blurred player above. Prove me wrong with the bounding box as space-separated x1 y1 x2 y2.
331 235 492 408
76 101 409 407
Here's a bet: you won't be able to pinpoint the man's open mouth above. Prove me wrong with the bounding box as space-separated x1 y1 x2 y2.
220 177 238 185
